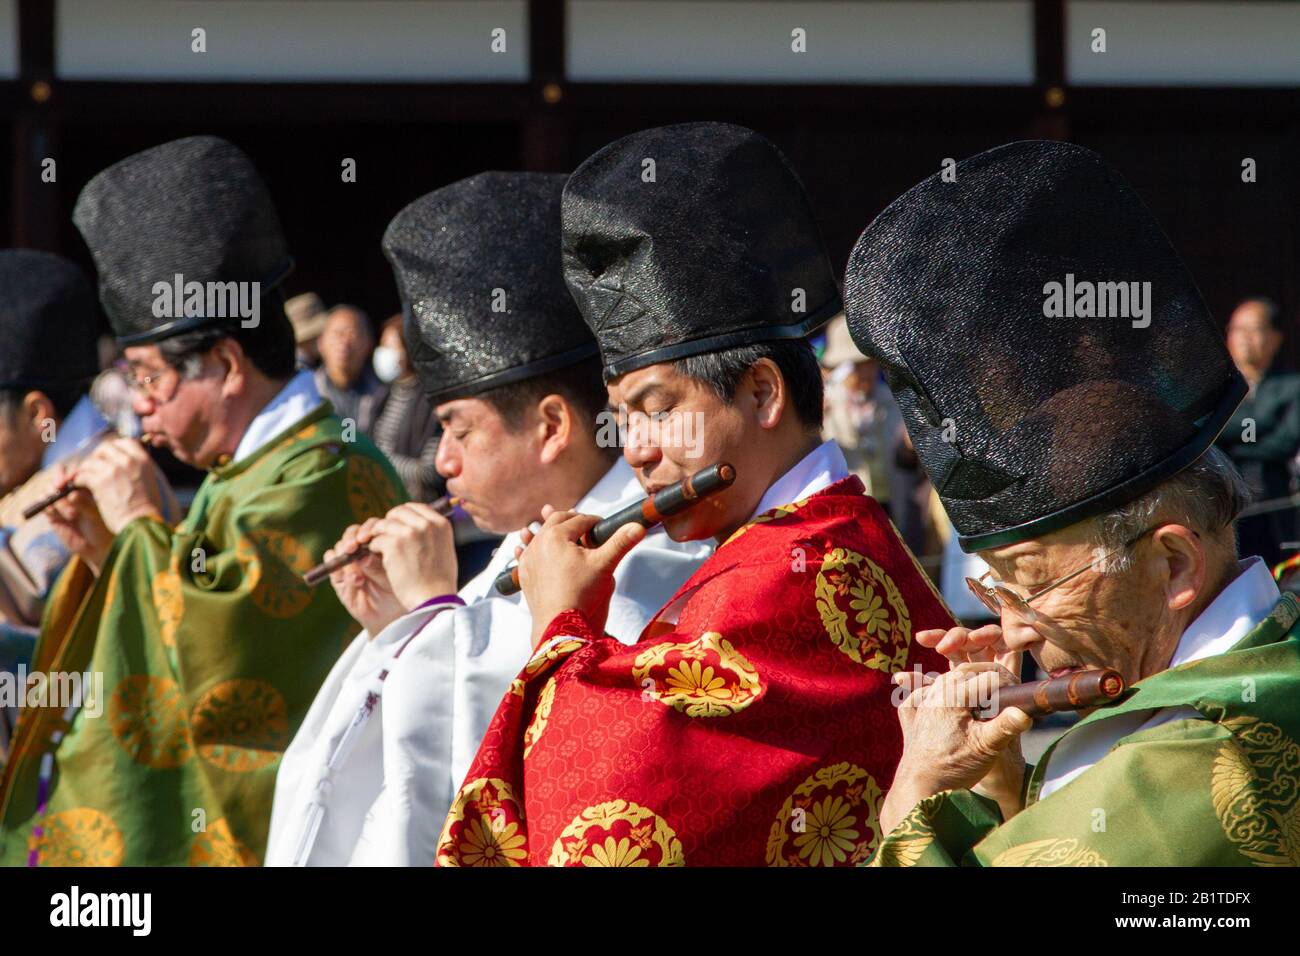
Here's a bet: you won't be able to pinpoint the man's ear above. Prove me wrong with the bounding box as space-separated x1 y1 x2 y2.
1152 524 1206 613
20 390 58 434
212 338 249 395
537 394 572 465
746 358 786 431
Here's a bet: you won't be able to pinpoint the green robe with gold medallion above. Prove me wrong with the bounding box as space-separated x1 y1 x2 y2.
0 404 404 866
869 592 1300 867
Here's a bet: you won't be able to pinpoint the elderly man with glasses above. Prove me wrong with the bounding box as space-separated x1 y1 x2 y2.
844 140 1300 867
0 137 404 867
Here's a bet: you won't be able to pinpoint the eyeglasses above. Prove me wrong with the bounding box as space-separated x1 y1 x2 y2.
965 526 1157 623
118 355 200 406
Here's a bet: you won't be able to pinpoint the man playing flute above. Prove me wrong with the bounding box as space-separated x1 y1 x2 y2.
265 173 709 866
435 123 951 867
845 140 1299 867
0 137 405 866
0 251 178 758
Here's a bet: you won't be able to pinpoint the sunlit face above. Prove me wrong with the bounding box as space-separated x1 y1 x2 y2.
978 522 1169 687
0 398 46 494
318 309 372 386
434 397 543 534
606 362 772 543
1227 302 1282 373
125 344 231 469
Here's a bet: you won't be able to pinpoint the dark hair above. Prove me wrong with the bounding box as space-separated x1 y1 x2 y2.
157 291 296 380
480 355 618 459
0 383 86 420
673 338 824 430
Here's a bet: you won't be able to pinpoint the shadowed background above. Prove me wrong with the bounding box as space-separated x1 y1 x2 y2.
1 0 1296 361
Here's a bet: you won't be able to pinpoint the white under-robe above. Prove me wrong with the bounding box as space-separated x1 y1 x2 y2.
264 458 711 865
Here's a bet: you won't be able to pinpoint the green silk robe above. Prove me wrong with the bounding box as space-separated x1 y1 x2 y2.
0 404 405 866
868 592 1300 867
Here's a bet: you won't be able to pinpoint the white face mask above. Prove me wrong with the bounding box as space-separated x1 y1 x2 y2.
373 346 403 384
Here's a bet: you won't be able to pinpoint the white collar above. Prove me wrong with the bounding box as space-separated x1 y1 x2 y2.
42 395 110 469
748 439 850 522
1168 556 1280 667
232 369 323 464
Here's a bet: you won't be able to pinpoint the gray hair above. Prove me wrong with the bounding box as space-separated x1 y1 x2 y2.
1091 446 1248 573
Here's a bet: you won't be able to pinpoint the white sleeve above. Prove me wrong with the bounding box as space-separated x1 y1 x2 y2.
348 598 533 866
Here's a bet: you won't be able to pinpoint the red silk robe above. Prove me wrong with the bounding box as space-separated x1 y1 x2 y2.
436 476 952 866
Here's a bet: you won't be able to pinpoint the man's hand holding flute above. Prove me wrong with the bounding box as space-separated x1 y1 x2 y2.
45 435 168 577
514 504 648 651
880 623 1032 836
323 501 459 637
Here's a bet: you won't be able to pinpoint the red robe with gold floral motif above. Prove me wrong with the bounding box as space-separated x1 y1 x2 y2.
436 476 951 866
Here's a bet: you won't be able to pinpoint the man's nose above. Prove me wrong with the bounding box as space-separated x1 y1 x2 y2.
435 437 459 478
997 615 1042 653
131 392 156 418
622 434 661 470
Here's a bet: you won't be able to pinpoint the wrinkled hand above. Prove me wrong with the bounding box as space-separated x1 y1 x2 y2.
44 462 115 576
72 437 165 535
517 505 644 649
915 624 1028 817
327 518 407 636
362 502 458 613
881 643 1030 835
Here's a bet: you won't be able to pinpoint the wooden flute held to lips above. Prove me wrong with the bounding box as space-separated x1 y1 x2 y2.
20 433 158 521
302 495 459 587
972 668 1126 721
493 462 737 596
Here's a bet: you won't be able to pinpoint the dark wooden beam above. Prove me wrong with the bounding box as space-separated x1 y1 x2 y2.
523 0 571 172
12 0 60 250
49 81 535 125
556 82 1040 127
1031 0 1069 140
1066 86 1300 126
16 0 53 77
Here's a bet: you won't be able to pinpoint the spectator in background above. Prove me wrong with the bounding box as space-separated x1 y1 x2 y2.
820 314 941 569
315 304 386 433
369 313 444 502
285 291 328 369
92 335 140 438
1216 296 1300 566
820 314 901 509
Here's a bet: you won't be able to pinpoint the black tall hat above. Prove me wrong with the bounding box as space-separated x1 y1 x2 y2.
561 122 841 378
0 250 99 392
844 140 1247 552
72 136 293 347
382 171 598 403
